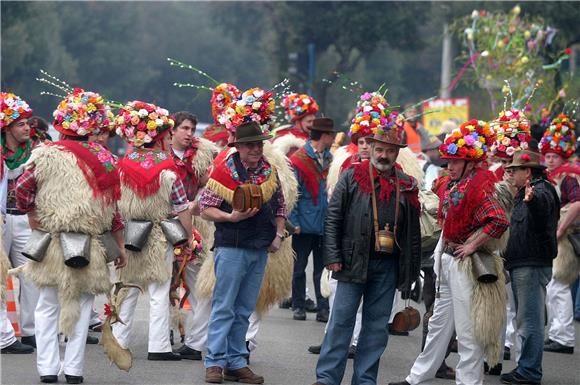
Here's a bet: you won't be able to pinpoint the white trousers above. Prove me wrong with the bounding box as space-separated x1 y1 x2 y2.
547 278 575 347
4 213 38 337
327 277 362 346
504 281 519 355
0 302 16 349
113 247 172 353
35 287 93 376
246 312 261 352
406 253 483 385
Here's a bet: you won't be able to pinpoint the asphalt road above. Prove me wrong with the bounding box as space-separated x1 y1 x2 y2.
2 292 579 385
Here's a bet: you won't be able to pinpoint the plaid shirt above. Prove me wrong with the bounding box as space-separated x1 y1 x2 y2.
199 157 287 218
560 175 579 207
171 179 189 213
16 167 125 232
472 195 509 239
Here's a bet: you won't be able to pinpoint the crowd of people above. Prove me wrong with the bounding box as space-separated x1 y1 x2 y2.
0 84 578 385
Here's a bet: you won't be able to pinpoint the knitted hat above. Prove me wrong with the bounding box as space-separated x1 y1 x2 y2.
439 119 495 161
1 92 33 130
349 91 389 143
222 87 275 133
367 110 407 148
490 109 531 158
115 101 174 147
282 93 319 122
53 88 113 137
211 83 241 125
539 113 576 159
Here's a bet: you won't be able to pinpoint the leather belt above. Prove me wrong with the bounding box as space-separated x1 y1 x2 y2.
6 208 26 216
443 242 460 256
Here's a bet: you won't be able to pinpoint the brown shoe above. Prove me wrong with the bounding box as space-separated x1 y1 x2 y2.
223 367 264 384
205 366 223 384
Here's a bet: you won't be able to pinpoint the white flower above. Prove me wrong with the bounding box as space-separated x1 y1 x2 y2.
253 90 264 98
144 135 152 143
363 106 373 112
360 120 370 127
377 103 385 110
471 10 479 19
521 142 529 149
138 109 149 118
158 108 169 116
156 119 164 126
481 50 489 57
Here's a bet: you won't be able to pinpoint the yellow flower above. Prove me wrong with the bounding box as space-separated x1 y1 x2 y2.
62 121 70 129
457 138 465 147
147 120 157 130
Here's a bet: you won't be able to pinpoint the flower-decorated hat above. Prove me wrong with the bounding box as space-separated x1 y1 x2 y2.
282 93 319 122
539 113 576 159
212 83 241 125
349 92 389 143
439 119 495 161
490 109 531 158
53 88 114 137
1 92 33 130
222 87 276 133
115 101 174 147
367 110 407 148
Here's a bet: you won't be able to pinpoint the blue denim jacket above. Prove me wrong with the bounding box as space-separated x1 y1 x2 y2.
289 141 332 235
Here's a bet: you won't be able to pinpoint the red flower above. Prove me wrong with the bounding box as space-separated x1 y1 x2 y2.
104 303 112 317
564 48 572 56
470 119 478 126
458 146 468 157
521 154 531 162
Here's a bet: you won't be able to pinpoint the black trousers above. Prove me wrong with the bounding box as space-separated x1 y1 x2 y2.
291 233 329 311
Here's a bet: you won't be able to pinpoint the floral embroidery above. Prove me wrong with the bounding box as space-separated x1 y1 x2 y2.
125 147 169 170
80 142 117 173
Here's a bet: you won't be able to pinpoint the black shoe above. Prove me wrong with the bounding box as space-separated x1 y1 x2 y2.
279 297 292 309
347 345 356 359
1 340 34 354
504 346 511 361
147 351 182 361
543 338 553 345
388 381 410 385
65 374 84 384
21 335 36 348
174 344 202 360
293 308 306 321
245 340 250 365
450 338 458 352
316 308 329 323
308 344 321 354
86 335 99 345
89 322 103 333
388 323 409 336
484 362 502 376
500 370 541 385
40 375 58 383
305 298 318 312
544 340 574 354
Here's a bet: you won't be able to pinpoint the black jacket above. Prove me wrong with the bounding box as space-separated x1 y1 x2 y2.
504 178 560 270
323 167 421 299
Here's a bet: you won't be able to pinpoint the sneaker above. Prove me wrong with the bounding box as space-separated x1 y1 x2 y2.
544 340 574 354
40 375 58 383
316 308 329 323
308 344 321 354
21 335 36 348
65 374 84 384
205 366 223 384
305 298 317 312
279 297 292 309
293 308 306 321
86 335 99 344
1 340 34 354
500 370 541 385
174 344 202 360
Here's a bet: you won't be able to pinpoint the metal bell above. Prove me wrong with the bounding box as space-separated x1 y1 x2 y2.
22 229 52 262
160 218 188 246
124 220 153 252
60 232 91 268
99 231 121 263
471 251 498 283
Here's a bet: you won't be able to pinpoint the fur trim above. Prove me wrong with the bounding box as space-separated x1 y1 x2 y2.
327 146 355 197
553 205 580 284
263 142 299 212
397 147 424 184
490 181 515 252
0 220 9 301
271 134 306 156
192 138 219 180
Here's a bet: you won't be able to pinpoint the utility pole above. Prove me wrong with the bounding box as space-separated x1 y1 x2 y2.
440 23 452 99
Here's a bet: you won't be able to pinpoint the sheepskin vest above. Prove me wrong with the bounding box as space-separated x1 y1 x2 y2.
22 144 115 335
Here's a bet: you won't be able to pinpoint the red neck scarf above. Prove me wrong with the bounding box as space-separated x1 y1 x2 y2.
290 146 328 205
120 147 177 198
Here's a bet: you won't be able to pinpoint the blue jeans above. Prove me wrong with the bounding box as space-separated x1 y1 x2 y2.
204 247 268 369
292 234 328 311
572 278 580 319
510 266 552 382
316 258 398 385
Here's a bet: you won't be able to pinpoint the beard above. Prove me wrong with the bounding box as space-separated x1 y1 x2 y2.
371 156 394 172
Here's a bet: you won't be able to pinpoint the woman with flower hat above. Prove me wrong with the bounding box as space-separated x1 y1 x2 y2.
272 93 319 156
112 101 192 362
538 113 579 356
14 88 126 384
0 92 36 355
390 119 509 385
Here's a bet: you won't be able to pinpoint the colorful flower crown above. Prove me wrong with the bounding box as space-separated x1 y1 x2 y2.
349 92 390 142
282 93 319 122
1 92 33 130
440 119 495 161
53 88 113 137
539 113 576 159
211 83 241 125
115 101 174 147
490 109 531 158
222 87 275 132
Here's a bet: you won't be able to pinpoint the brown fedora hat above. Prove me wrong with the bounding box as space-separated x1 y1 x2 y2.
311 117 336 133
228 121 272 147
505 149 546 169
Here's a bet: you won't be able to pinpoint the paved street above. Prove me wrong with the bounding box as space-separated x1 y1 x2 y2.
2 289 579 385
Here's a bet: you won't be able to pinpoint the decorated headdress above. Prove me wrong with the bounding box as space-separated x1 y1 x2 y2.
222 87 276 133
539 113 576 159
367 110 407 148
282 93 319 122
53 88 114 137
115 101 174 147
1 92 33 130
440 119 495 161
490 108 531 158
349 91 389 143
211 83 241 125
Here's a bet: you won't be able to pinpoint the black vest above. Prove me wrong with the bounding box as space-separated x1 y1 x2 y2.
213 154 277 250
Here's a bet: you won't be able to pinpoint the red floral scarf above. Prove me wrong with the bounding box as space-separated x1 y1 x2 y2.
120 147 177 198
290 146 328 205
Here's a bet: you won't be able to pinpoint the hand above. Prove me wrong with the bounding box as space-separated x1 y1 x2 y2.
523 181 534 203
190 201 201 216
556 227 565 240
326 263 342 272
268 236 282 253
454 242 476 260
229 208 259 223
294 226 301 235
115 252 127 269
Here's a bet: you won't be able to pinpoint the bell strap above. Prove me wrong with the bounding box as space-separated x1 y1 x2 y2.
370 162 381 252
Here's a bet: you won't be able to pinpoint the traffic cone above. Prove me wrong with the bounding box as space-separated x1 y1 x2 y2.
6 276 20 337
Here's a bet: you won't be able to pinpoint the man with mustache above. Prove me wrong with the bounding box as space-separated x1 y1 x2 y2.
313 111 421 385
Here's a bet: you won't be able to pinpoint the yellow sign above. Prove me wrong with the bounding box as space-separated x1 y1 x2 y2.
422 98 470 136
